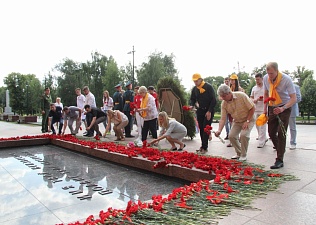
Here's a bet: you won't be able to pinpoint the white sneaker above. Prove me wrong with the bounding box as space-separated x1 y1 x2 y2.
231 155 240 159
257 139 268 148
239 156 247 161
289 145 296 150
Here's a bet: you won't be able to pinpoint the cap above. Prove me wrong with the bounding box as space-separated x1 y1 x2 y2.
115 83 121 88
125 81 132 87
192 73 202 81
230 74 238 80
148 86 154 90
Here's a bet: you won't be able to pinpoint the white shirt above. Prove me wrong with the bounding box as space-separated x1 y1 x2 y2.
77 94 86 109
85 92 96 107
141 94 158 121
103 97 113 111
55 102 63 109
251 85 264 113
77 94 86 119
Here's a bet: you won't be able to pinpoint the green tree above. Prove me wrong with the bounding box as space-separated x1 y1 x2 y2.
290 66 314 86
102 56 122 97
0 86 6 113
252 64 267 77
300 75 316 120
204 76 224 113
55 58 81 106
137 52 178 87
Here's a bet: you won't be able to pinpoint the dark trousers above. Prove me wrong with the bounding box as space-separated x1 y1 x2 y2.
124 111 132 136
142 118 158 141
268 106 291 162
42 109 50 132
85 112 95 135
197 110 214 150
51 118 63 134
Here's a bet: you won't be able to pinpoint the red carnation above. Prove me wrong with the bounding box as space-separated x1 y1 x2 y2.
182 105 191 111
264 97 276 104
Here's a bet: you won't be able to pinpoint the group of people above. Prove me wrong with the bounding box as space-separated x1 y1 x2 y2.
41 61 301 169
41 82 188 151
214 62 300 169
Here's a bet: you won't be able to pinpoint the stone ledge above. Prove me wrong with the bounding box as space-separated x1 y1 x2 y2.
0 138 214 182
0 138 50 148
19 116 38 123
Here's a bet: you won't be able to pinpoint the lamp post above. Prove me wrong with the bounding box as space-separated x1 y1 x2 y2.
127 46 135 85
26 83 29 115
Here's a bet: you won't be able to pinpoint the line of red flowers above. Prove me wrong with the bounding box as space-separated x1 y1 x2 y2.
0 134 284 225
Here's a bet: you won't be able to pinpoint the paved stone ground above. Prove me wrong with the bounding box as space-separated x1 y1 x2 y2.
1 120 316 224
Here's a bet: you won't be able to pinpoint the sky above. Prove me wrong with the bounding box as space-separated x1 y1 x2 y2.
1 0 315 90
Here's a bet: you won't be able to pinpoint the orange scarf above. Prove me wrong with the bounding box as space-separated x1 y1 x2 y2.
268 72 283 106
197 81 206 93
140 93 148 118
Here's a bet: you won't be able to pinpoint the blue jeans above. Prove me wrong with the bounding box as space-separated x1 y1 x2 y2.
51 117 63 134
289 116 297 146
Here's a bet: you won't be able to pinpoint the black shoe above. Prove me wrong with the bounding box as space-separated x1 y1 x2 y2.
83 133 94 137
83 131 87 135
125 135 135 138
178 144 186 151
224 136 229 140
270 160 284 169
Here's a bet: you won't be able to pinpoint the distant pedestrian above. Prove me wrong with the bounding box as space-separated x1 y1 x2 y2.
102 90 113 135
289 84 301 150
133 86 143 141
54 97 63 109
224 77 231 140
41 87 52 133
75 88 86 130
113 83 124 112
123 81 135 138
83 86 96 137
250 73 268 148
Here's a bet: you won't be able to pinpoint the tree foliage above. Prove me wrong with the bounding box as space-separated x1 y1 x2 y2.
290 66 313 87
300 74 316 120
3 73 42 115
137 52 178 87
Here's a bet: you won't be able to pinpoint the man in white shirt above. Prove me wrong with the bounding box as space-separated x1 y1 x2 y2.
82 86 96 137
250 73 268 148
75 88 87 131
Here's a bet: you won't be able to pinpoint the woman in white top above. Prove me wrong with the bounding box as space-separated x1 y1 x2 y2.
54 97 63 109
136 86 158 142
102 90 113 133
150 111 187 151
104 110 128 141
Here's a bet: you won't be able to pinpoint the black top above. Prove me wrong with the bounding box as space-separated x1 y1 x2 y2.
123 89 134 112
48 106 63 120
90 107 106 118
190 82 217 113
113 91 124 111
